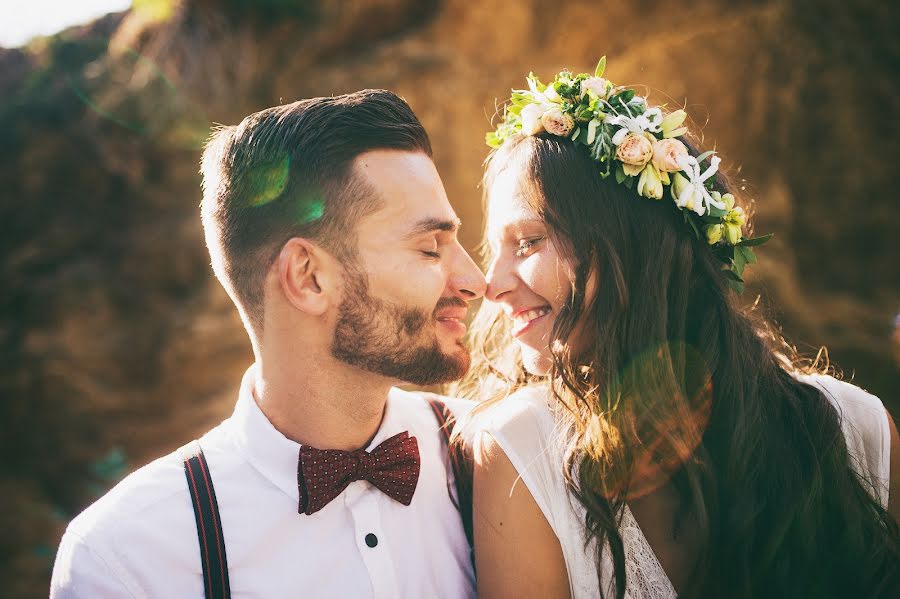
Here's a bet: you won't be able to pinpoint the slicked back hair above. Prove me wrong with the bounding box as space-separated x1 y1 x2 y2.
200 90 432 335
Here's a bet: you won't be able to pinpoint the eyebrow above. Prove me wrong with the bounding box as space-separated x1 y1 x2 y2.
404 217 461 239
486 217 546 245
490 217 545 236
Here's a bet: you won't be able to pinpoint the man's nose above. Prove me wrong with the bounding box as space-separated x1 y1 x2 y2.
450 242 487 301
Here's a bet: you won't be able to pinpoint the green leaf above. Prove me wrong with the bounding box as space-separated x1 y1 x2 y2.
739 246 758 264
619 89 635 103
615 163 626 184
627 97 647 116
738 233 774 247
726 278 745 294
722 268 744 282
575 104 593 121
486 132 501 149
684 215 701 239
707 205 727 218
594 56 607 78
511 92 531 106
732 248 746 278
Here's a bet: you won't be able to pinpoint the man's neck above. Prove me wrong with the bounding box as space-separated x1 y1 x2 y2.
252 353 395 451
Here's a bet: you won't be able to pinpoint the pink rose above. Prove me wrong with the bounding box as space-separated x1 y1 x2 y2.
615 133 653 168
540 109 575 137
651 138 689 173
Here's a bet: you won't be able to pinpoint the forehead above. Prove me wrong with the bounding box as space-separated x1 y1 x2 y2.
352 150 457 235
486 164 541 236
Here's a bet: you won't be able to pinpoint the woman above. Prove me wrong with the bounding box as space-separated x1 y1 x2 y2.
457 59 900 598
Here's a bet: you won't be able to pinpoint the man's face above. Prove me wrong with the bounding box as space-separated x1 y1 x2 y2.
330 150 486 385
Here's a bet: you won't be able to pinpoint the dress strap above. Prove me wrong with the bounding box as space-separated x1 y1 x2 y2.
180 440 232 599
428 399 475 566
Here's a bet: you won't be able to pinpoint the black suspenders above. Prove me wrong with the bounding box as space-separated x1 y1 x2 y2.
181 399 474 599
427 398 475 557
180 441 232 599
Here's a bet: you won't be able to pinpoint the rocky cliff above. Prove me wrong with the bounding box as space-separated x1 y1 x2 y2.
1 0 898 594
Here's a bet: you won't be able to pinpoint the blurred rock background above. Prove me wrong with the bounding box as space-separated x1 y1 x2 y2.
1 0 898 595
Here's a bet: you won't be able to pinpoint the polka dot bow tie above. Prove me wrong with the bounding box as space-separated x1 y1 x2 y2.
297 431 421 515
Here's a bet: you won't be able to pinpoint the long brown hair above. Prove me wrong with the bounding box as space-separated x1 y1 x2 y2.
456 133 899 598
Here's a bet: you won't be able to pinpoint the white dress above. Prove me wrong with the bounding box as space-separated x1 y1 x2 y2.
478 374 892 599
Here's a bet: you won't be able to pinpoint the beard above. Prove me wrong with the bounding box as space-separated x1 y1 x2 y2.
330 267 470 385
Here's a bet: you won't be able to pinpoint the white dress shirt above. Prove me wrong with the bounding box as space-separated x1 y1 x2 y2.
50 365 476 598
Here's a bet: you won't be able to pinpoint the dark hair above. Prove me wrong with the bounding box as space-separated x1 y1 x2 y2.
200 89 432 333
461 133 900 598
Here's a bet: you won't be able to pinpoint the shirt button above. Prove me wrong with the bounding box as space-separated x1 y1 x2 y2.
365 533 378 548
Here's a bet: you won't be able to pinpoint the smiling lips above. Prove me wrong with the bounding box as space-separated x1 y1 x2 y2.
435 306 468 336
511 306 552 337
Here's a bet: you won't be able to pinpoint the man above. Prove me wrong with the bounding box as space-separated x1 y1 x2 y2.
50 90 486 597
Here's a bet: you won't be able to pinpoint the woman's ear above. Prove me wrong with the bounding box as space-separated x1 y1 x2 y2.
276 238 335 316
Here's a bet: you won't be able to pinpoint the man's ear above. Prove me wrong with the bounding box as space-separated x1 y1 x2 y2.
276 238 335 316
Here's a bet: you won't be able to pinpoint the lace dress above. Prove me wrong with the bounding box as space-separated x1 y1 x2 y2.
478 375 890 599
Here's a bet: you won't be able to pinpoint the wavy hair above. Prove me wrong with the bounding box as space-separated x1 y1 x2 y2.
455 132 899 598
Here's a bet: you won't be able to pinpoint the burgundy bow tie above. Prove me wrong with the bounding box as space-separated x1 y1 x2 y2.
297 431 421 515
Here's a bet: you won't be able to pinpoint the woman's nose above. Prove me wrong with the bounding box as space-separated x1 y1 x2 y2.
484 254 515 303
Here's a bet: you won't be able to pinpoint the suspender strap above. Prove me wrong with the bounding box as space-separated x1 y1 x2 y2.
180 441 232 599
427 399 475 561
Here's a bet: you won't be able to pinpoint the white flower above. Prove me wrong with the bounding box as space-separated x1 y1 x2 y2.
520 103 547 136
580 76 610 99
543 85 560 102
608 107 664 143
671 154 724 216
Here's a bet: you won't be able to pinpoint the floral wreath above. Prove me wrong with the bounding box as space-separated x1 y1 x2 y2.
486 57 772 293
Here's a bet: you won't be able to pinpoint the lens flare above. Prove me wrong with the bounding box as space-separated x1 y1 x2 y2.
586 341 713 501
247 153 290 207
65 37 186 137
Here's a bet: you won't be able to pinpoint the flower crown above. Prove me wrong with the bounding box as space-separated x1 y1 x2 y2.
487 57 771 293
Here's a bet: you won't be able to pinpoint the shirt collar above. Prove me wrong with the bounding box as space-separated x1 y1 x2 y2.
227 364 404 503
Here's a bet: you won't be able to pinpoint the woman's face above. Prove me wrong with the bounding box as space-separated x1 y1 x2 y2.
484 165 573 375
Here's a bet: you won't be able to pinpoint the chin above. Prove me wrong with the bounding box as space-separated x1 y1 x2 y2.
520 346 552 376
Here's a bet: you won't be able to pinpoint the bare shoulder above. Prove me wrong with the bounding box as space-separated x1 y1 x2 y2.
798 373 897 513
473 431 571 599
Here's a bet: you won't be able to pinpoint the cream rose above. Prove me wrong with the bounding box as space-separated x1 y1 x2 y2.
580 76 610 99
615 133 653 168
651 138 689 173
541 109 575 137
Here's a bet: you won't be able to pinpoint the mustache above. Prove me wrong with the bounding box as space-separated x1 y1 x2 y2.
433 297 468 312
